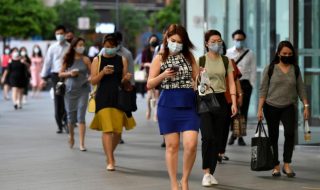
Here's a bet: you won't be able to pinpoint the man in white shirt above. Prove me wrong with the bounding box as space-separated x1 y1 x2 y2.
41 25 70 134
226 29 256 146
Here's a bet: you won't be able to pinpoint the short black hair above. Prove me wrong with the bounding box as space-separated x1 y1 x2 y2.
103 33 118 46
232 29 246 39
55 25 66 32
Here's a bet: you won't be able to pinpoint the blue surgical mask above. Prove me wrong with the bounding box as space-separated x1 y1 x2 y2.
4 49 10 54
208 43 223 54
105 47 117 55
167 40 183 54
234 40 245 49
56 34 65 42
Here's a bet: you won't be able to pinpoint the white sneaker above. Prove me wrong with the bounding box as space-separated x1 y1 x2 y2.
210 174 218 185
202 173 211 187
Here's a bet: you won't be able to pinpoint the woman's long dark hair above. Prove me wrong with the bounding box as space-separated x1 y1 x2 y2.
32 45 43 57
271 40 297 65
162 24 195 64
19 46 31 65
63 37 85 68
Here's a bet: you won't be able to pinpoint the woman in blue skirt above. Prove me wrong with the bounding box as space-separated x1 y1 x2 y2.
147 24 200 190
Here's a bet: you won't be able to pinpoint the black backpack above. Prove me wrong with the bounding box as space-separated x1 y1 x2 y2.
199 55 229 76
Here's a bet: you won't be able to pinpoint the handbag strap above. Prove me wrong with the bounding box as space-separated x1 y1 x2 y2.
255 121 268 137
91 55 102 94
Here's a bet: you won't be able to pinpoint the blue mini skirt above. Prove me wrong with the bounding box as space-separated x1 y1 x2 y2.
157 89 200 135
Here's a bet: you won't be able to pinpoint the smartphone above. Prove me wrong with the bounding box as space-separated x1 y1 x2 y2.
106 65 114 70
171 65 179 72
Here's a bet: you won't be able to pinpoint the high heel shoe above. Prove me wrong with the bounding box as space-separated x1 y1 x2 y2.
106 164 115 171
282 167 296 178
79 146 87 151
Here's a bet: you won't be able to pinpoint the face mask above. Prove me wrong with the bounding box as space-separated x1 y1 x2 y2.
12 52 19 59
20 51 27 57
75 47 85 54
208 43 223 54
4 49 10 54
280 55 295 64
150 41 158 48
234 40 245 49
34 48 40 54
105 47 117 55
167 40 183 54
56 34 65 42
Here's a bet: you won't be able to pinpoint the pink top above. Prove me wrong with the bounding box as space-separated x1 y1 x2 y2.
1 55 10 67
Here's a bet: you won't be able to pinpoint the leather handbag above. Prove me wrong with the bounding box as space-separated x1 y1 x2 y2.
196 86 221 114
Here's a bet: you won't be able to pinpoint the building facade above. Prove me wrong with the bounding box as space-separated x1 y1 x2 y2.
182 0 320 144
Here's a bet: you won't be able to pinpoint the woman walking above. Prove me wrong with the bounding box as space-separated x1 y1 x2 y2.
198 30 237 186
30 45 44 97
89 33 135 171
257 41 309 177
147 24 200 190
59 37 91 151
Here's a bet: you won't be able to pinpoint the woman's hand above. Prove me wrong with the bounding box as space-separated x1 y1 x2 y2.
237 95 243 107
257 109 264 121
69 70 79 77
102 66 114 75
161 68 176 79
304 107 310 120
231 103 238 117
123 72 132 81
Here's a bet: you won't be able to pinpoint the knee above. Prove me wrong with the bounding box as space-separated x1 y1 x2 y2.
184 141 197 154
166 142 179 153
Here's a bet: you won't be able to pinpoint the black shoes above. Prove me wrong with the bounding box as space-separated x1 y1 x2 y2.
56 129 63 134
282 167 296 178
228 136 236 145
238 137 246 146
119 139 124 144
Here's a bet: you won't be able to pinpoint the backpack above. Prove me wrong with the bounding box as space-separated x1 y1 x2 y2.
268 63 300 84
199 55 229 76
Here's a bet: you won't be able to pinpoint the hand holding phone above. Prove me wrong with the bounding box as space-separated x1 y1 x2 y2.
170 65 179 72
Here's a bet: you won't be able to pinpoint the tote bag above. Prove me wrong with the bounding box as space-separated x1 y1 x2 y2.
251 121 274 171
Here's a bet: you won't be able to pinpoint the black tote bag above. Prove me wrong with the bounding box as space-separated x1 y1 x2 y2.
251 121 274 171
196 87 220 114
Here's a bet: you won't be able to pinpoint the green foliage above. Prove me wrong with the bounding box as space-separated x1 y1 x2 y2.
149 0 180 32
53 0 99 33
0 0 57 39
111 4 148 52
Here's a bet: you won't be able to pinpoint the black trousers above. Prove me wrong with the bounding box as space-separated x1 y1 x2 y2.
200 93 227 174
51 73 67 130
240 80 252 121
219 103 232 154
263 103 296 166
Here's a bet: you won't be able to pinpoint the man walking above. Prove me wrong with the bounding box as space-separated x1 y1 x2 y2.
226 29 256 145
41 25 70 134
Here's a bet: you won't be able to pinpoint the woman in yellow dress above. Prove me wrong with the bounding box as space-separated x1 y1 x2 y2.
90 33 135 171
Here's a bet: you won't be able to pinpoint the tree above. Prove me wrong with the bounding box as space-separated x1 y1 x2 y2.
53 0 99 33
0 0 57 47
111 4 148 53
148 0 180 32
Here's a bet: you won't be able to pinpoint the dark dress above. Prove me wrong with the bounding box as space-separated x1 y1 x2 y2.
8 60 28 88
89 55 136 133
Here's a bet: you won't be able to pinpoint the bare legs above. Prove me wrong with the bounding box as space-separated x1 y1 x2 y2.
146 89 159 121
11 87 23 108
3 84 10 100
164 131 198 190
68 123 86 150
102 132 121 170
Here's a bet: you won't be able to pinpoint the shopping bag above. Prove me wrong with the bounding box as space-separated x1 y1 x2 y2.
232 112 247 137
251 121 274 171
134 70 147 82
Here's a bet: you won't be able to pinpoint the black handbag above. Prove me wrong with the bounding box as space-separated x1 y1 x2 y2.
196 86 220 114
251 121 274 171
55 80 65 96
117 82 137 112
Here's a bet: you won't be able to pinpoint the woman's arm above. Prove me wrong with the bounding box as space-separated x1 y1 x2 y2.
83 56 92 74
227 60 237 117
1 69 8 84
121 56 131 82
190 55 199 82
147 55 175 89
90 56 109 85
236 79 243 107
58 63 72 78
257 97 266 121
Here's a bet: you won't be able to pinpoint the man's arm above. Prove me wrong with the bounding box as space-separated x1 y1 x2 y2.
41 46 53 78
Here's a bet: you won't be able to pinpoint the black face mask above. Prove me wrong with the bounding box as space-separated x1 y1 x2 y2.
280 55 295 64
150 41 158 48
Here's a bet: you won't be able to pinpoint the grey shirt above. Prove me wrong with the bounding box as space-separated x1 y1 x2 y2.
259 64 307 108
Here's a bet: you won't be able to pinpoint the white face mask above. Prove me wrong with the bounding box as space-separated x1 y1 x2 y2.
75 47 85 54
12 52 19 59
20 51 27 57
5 49 10 54
34 48 40 54
56 34 65 42
167 40 183 54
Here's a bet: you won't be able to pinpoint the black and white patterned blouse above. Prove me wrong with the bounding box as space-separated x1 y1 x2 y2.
160 54 193 89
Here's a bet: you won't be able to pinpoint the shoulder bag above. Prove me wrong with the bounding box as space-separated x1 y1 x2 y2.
87 55 101 113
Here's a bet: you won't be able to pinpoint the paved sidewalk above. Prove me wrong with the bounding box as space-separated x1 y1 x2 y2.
0 93 319 190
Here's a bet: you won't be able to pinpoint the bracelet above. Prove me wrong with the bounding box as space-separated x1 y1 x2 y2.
304 104 309 108
238 93 243 96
